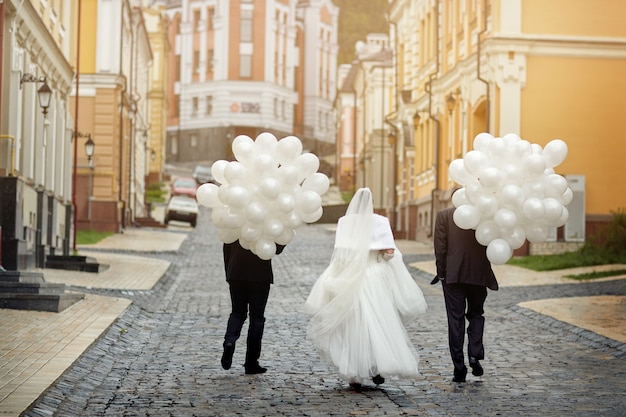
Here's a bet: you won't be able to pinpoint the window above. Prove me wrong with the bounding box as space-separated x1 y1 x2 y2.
193 9 201 32
206 96 213 115
240 9 253 42
240 54 252 78
190 135 198 148
192 97 198 115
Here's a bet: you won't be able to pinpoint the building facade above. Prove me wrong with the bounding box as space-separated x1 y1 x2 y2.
160 0 339 176
335 34 395 214
0 0 75 269
386 0 626 249
70 0 154 233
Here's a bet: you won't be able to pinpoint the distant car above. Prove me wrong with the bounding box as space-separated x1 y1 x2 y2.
164 196 198 227
192 165 217 185
171 177 198 198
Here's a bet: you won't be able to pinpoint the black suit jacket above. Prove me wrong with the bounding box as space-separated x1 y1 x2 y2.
223 240 285 284
434 207 498 290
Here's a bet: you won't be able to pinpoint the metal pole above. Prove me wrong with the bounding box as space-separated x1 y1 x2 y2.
73 0 83 252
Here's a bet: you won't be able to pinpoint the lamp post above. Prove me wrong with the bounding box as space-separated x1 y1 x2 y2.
84 135 95 221
74 132 95 224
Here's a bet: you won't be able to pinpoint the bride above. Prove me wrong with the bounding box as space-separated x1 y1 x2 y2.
305 188 428 388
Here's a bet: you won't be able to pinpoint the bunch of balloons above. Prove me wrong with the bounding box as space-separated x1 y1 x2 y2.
449 133 572 265
196 132 330 260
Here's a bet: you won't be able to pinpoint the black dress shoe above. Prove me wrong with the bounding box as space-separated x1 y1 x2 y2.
349 382 362 391
244 364 267 375
453 368 467 383
469 357 484 376
372 374 385 385
221 342 235 370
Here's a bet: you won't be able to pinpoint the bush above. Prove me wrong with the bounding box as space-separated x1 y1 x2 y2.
580 208 626 262
146 182 166 204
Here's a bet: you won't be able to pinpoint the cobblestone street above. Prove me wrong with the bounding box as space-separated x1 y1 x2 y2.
23 207 626 417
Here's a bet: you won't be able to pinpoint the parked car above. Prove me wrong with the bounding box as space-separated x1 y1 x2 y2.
164 196 198 227
170 177 198 198
192 165 217 185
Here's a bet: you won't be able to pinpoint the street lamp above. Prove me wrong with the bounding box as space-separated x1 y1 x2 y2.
37 82 52 116
84 135 95 161
446 92 458 114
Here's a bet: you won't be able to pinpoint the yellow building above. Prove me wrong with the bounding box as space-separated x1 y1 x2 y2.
71 0 153 232
388 0 626 251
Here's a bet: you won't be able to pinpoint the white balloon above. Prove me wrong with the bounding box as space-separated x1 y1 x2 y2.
487 139 508 161
218 228 240 244
276 164 299 187
473 192 499 218
255 238 276 260
451 188 470 207
275 136 303 165
502 225 526 250
254 132 278 154
522 154 546 179
478 167 504 190
543 174 568 198
259 177 281 200
295 190 322 214
275 228 296 245
502 133 521 144
253 153 278 175
525 223 549 243
475 220 500 246
211 160 229 184
275 193 295 213
494 208 517 230
300 207 323 223
224 161 248 185
558 187 574 206
232 135 255 164
543 139 568 168
499 184 525 209
223 208 245 229
486 238 513 265
514 140 532 158
226 185 250 209
543 197 564 224
453 204 481 230
263 216 285 237
522 197 545 220
555 206 569 227
473 133 494 153
463 150 489 176
211 207 229 228
295 153 320 183
282 211 303 228
449 159 475 185
217 184 231 206
302 172 330 195
240 222 262 242
239 239 252 250
196 183 221 208
245 201 268 224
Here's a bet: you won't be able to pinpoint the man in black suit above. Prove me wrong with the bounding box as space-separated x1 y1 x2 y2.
221 240 285 375
433 206 499 383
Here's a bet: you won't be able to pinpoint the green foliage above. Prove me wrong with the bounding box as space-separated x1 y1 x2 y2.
565 269 626 280
508 208 626 274
76 230 114 245
335 0 390 65
146 182 166 204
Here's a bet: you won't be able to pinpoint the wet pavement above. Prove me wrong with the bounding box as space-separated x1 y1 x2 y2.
1 206 625 416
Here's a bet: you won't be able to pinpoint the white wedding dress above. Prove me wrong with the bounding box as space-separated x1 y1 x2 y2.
305 188 427 382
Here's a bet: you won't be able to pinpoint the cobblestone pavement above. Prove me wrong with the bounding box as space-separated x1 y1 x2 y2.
24 208 626 417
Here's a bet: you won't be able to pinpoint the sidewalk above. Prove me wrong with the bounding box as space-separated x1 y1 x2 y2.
1 227 625 416
0 228 188 417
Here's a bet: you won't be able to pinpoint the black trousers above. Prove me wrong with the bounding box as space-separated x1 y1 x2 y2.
442 282 487 372
224 281 271 366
